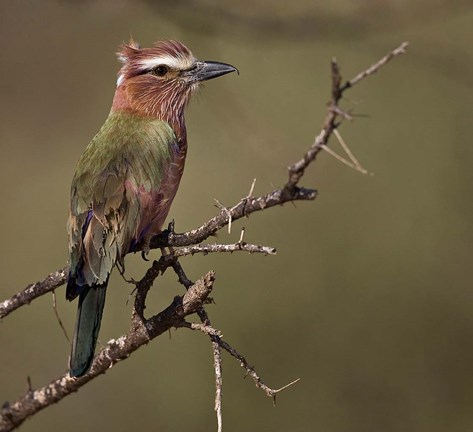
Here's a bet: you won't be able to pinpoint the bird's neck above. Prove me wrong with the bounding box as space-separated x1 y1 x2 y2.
111 84 187 144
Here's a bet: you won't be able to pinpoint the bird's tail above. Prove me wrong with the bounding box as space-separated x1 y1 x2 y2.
69 283 107 377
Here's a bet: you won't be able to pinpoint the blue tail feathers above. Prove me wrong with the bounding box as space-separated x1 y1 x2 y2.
69 281 108 377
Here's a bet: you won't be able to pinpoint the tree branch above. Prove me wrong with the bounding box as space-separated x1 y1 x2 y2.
0 42 408 432
0 268 68 320
0 241 274 320
0 266 215 432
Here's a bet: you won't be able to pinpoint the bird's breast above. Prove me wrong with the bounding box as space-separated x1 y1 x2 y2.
126 129 188 251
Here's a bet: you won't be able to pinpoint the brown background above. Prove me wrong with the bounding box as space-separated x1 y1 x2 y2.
1 1 472 431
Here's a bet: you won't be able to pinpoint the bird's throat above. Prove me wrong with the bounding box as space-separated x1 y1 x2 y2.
111 82 188 144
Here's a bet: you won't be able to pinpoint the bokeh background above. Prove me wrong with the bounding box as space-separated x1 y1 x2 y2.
1 1 473 431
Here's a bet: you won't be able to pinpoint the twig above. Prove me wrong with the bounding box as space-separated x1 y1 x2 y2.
171 262 224 432
238 227 246 244
184 321 300 405
212 336 223 432
331 105 353 121
286 41 408 189
153 186 317 250
178 322 223 337
0 267 68 319
319 144 359 171
174 242 276 257
247 178 257 198
333 128 367 173
341 41 409 91
51 291 70 343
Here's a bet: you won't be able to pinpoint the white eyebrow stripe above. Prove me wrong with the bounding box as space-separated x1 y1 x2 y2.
138 55 194 71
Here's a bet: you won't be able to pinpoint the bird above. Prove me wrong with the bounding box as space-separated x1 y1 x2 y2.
66 39 237 377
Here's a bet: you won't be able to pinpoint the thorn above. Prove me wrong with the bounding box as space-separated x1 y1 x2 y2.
117 261 137 286
51 290 70 343
247 178 256 198
274 377 301 394
214 198 233 233
238 227 246 245
320 144 369 175
331 105 353 121
126 286 138 306
333 128 372 175
27 376 32 392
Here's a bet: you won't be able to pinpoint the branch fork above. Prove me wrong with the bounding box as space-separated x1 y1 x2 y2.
0 42 408 432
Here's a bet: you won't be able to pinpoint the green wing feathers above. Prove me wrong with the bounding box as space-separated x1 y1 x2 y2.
67 112 177 291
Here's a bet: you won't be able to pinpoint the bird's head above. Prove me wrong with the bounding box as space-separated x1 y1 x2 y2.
112 39 237 126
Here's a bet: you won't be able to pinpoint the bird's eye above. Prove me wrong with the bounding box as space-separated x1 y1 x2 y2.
153 65 168 77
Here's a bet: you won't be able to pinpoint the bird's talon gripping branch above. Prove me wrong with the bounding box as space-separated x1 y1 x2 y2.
167 220 175 234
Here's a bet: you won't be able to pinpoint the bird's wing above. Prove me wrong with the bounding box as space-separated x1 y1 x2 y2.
66 114 179 300
66 161 140 300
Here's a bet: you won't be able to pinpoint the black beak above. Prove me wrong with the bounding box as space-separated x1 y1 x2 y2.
185 61 239 82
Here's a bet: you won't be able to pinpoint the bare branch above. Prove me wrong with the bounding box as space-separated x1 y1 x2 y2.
170 261 224 431
0 268 68 320
1 43 408 321
0 241 274 321
184 321 300 404
286 42 408 189
178 322 223 337
341 41 409 91
152 186 317 250
0 270 215 432
0 42 409 432
174 242 276 257
212 334 223 432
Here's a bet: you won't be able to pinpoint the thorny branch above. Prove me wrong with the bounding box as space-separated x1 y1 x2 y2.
0 242 274 319
0 42 408 432
1 261 215 432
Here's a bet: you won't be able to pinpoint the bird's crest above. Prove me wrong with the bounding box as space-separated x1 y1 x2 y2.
116 39 195 87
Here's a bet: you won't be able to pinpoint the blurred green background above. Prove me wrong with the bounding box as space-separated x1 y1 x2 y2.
1 1 473 431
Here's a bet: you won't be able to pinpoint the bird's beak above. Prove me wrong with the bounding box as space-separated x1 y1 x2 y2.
184 61 239 83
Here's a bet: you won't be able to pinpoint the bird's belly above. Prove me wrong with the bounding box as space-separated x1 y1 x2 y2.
130 149 186 251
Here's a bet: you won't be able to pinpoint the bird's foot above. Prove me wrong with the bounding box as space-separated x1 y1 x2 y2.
116 258 138 285
116 259 125 274
167 219 175 235
140 239 151 261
